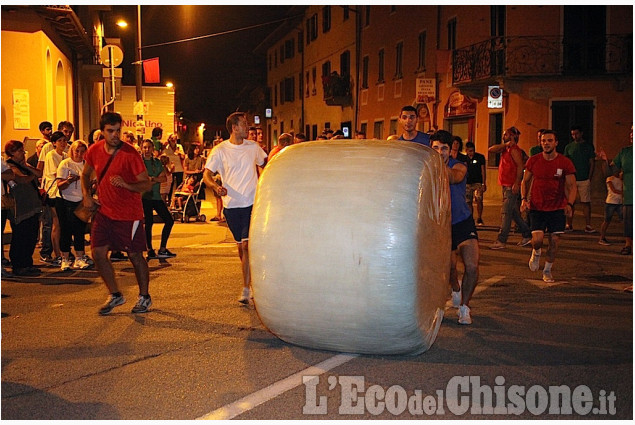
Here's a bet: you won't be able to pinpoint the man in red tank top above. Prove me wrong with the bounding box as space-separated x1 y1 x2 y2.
488 127 532 249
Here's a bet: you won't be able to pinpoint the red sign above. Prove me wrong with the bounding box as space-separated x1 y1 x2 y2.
444 91 477 117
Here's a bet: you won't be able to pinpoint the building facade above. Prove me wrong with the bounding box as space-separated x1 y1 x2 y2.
261 5 632 200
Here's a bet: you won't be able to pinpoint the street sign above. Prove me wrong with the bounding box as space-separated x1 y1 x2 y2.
488 85 503 109
133 101 149 116
100 45 124 68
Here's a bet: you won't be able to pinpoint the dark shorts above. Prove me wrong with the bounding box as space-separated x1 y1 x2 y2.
529 209 566 234
624 205 633 238
451 216 478 251
91 211 147 252
224 205 253 243
604 203 623 221
45 196 57 208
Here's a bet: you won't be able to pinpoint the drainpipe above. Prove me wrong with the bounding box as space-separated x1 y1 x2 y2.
434 5 442 131
354 5 361 134
72 50 81 139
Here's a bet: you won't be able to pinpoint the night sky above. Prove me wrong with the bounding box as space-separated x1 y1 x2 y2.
107 5 292 127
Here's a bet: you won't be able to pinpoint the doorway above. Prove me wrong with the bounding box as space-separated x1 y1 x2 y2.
551 100 594 153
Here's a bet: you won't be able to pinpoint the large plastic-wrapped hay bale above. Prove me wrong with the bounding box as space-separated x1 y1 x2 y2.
250 139 451 355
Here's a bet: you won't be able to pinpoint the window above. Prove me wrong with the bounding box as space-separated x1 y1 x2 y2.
322 61 331 78
322 6 331 33
285 39 295 60
490 5 505 37
312 67 317 95
274 85 278 107
418 31 427 71
448 17 457 50
280 45 285 64
360 122 367 137
365 6 371 27
305 71 310 97
307 14 318 44
279 81 285 105
378 48 385 82
390 6 397 14
298 31 303 53
340 50 350 77
362 55 369 89
373 120 384 139
389 119 398 136
343 6 349 21
285 77 295 102
395 41 403 79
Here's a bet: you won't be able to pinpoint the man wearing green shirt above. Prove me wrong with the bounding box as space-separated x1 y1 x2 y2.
564 125 596 233
529 129 546 157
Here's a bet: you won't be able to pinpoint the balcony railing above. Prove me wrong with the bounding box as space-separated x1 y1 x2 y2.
452 34 632 85
322 72 352 106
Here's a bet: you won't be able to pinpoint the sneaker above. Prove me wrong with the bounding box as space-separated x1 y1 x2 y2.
51 256 62 266
476 218 484 226
13 267 41 276
490 240 506 250
73 256 91 270
60 258 72 271
110 251 128 262
584 225 597 233
147 249 158 260
451 290 461 308
517 237 532 247
529 250 541 271
2 267 13 278
157 249 176 258
40 254 54 264
598 238 611 246
238 287 250 304
542 271 555 283
131 295 152 313
98 294 125 315
564 225 573 233
458 305 472 325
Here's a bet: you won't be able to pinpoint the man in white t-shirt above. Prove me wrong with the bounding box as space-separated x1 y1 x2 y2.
203 112 267 304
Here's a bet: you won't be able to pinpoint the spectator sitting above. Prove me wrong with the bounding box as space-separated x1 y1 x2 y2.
171 175 199 211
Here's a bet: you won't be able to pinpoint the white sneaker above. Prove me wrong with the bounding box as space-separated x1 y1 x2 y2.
60 258 72 271
529 251 541 272
451 290 461 308
542 271 555 283
238 287 250 304
458 305 472 325
517 237 532 247
73 256 90 270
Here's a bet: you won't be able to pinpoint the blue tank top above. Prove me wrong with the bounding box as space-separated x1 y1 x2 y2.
448 157 472 225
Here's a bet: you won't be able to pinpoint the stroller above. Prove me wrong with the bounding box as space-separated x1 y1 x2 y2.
169 175 206 223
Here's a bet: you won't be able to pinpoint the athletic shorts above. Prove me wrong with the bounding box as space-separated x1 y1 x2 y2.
575 179 592 203
451 216 478 251
91 211 147 252
529 209 566 234
224 205 253 243
604 203 623 221
465 183 484 203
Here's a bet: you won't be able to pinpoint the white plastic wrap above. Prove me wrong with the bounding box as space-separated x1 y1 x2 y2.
250 140 451 355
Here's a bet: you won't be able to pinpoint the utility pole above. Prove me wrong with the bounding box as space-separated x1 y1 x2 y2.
135 5 143 141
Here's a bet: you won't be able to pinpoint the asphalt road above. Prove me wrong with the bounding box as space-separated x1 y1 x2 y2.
1 196 632 420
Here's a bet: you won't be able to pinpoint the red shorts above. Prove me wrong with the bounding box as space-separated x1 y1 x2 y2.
91 211 147 253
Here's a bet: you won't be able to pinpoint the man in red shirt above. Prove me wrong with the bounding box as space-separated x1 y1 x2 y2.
81 112 153 315
488 126 532 249
521 130 577 283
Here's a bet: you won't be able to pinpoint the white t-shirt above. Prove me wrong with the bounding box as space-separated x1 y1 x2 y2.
43 150 67 198
164 143 185 173
56 157 84 202
606 176 623 205
38 141 54 164
205 139 266 209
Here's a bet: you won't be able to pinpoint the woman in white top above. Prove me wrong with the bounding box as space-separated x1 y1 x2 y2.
56 140 90 271
163 133 185 197
42 131 68 263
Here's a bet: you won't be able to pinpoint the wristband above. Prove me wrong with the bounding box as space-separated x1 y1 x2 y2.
521 197 527 201
567 202 574 208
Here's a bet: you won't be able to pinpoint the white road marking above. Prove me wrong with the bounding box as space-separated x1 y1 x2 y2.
197 353 358 420
203 276 504 420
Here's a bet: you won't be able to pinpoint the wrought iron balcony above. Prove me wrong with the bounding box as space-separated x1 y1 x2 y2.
322 72 352 106
452 34 632 85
